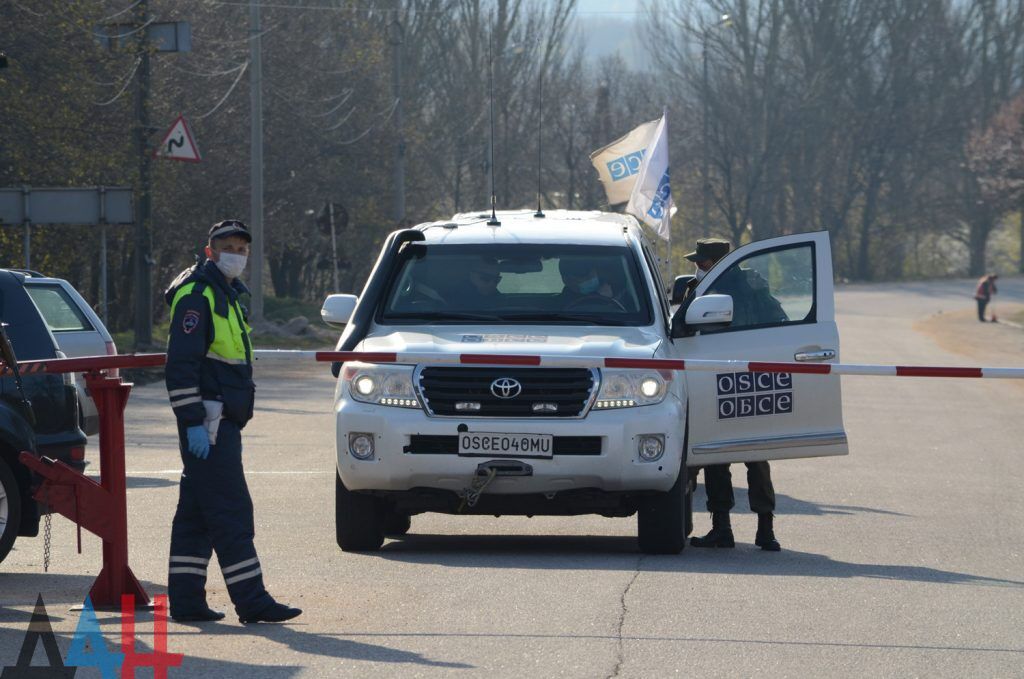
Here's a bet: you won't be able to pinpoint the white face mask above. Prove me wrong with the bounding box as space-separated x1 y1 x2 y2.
694 267 707 282
215 251 248 279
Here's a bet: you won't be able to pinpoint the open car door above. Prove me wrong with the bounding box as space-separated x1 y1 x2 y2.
675 231 848 466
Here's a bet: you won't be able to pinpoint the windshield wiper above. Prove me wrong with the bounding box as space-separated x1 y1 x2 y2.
499 312 630 326
384 311 502 322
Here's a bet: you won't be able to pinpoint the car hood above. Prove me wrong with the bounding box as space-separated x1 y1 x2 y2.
359 326 663 359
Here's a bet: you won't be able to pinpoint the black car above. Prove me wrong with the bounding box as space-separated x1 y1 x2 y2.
0 269 87 563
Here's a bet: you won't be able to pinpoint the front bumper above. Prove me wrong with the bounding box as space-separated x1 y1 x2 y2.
335 396 685 495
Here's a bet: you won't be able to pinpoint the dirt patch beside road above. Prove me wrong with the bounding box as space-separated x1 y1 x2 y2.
915 303 1024 371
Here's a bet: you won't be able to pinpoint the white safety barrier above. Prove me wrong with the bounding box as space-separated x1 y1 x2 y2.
251 350 1024 379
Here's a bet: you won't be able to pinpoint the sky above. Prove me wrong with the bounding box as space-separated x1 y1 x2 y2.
573 0 648 67
574 0 645 17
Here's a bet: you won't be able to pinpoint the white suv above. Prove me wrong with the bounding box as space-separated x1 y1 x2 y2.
322 210 847 554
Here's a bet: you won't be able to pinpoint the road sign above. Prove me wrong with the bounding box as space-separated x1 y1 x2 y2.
0 186 133 225
317 202 348 234
154 115 201 163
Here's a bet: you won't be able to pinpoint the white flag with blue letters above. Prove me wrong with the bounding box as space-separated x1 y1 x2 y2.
589 119 660 206
626 112 673 241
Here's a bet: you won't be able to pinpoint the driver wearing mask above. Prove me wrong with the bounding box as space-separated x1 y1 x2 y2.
558 259 605 300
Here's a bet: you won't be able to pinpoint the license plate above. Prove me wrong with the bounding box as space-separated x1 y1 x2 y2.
457 432 554 458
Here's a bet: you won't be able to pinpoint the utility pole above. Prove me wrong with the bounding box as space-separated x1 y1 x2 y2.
702 14 731 240
390 10 406 224
701 28 710 240
249 0 265 320
133 0 153 349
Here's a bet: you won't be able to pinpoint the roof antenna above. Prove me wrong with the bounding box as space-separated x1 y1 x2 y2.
487 28 500 227
534 68 545 219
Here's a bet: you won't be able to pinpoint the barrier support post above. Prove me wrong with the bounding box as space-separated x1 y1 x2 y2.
85 371 149 609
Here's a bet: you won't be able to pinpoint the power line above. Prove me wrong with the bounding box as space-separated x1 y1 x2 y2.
329 97 400 143
166 60 251 77
195 59 250 119
321 105 357 131
99 0 143 22
93 57 142 106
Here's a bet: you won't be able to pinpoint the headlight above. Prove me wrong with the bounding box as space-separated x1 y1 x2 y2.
343 363 421 408
594 369 668 409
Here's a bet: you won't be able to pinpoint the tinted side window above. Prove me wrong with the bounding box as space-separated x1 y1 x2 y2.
0 274 58 360
26 284 93 332
706 244 815 331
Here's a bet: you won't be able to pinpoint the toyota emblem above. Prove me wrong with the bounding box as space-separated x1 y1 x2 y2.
490 377 523 399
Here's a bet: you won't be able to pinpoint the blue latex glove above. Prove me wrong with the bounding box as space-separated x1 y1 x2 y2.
186 425 210 459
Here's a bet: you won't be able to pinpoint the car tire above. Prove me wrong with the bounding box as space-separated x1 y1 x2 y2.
383 510 412 537
0 458 23 564
637 462 688 555
335 471 385 551
685 468 696 537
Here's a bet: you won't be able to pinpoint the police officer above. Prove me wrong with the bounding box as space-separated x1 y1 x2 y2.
675 238 782 552
164 219 302 623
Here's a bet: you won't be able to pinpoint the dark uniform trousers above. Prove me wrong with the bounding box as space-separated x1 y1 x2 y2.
703 461 776 514
169 419 273 618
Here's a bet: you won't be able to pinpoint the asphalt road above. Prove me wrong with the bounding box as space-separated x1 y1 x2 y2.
2 277 1023 678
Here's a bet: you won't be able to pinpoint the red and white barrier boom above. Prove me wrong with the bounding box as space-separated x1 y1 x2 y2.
3 347 1020 607
252 350 1024 379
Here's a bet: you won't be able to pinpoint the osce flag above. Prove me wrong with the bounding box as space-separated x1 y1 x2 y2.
626 112 673 241
589 119 660 205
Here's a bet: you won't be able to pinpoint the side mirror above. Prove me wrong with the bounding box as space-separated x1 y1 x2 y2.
684 294 733 327
670 275 695 305
321 294 358 327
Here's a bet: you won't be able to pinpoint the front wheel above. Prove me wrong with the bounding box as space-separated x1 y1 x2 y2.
637 464 689 555
0 458 23 564
335 471 385 552
383 510 412 536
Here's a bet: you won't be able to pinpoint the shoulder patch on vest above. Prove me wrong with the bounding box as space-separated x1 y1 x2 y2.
183 309 201 334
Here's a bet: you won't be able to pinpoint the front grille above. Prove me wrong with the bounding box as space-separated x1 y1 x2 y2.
405 435 602 455
418 367 596 418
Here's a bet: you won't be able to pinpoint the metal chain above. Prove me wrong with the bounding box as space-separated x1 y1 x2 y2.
458 467 498 512
42 484 51 573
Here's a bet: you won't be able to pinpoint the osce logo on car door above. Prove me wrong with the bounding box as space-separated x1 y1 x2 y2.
716 372 793 419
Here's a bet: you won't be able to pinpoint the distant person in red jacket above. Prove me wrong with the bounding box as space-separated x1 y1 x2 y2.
974 273 998 322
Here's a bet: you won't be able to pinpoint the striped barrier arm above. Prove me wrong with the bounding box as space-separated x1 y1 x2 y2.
3 350 1022 379
265 350 1024 379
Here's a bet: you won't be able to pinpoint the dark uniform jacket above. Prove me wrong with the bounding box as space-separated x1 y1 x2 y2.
164 260 255 429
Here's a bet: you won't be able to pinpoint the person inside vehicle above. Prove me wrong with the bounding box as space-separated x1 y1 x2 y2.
463 257 502 305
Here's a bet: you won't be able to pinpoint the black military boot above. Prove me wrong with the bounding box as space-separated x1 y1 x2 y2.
755 512 781 552
690 512 735 548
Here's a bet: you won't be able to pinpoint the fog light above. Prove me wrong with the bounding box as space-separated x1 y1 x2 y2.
349 433 375 460
638 435 665 461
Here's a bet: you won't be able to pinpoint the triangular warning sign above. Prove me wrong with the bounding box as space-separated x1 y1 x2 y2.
155 115 201 163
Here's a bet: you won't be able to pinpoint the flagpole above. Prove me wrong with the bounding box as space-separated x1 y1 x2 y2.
663 107 673 288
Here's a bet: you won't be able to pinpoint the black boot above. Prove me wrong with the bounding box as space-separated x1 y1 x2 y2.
755 513 781 551
690 512 735 548
240 601 303 624
171 607 226 623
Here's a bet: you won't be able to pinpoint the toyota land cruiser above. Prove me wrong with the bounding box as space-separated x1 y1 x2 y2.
322 211 847 554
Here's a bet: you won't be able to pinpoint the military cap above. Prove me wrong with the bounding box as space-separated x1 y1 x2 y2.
684 238 731 263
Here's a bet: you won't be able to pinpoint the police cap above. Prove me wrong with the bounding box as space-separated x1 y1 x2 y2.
209 219 252 243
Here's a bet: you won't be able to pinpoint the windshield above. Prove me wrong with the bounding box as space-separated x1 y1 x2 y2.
380 243 653 326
